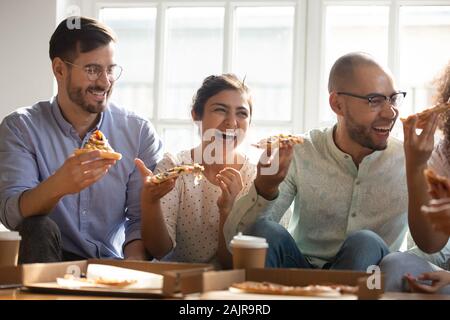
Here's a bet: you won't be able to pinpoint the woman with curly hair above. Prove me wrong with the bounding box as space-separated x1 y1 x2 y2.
380 61 450 294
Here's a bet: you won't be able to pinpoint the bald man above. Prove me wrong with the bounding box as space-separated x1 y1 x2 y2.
224 52 408 271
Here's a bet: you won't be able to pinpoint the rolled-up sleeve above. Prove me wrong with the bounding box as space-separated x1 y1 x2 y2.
0 116 39 230
224 158 298 248
123 120 163 250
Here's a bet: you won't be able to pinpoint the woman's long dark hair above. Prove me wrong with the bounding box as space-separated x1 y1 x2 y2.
435 62 450 162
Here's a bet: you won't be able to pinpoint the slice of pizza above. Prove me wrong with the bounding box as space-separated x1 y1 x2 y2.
424 168 450 199
229 281 356 298
74 130 122 160
150 163 205 184
401 98 450 129
61 274 136 288
252 134 304 150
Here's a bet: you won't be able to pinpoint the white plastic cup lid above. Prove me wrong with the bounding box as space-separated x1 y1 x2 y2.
0 231 21 241
230 232 268 249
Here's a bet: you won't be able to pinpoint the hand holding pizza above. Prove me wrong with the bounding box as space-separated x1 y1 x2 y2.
216 167 244 216
52 150 116 195
401 112 439 168
254 141 294 200
135 158 177 204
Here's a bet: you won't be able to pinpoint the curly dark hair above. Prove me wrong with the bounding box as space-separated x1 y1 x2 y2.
434 61 450 161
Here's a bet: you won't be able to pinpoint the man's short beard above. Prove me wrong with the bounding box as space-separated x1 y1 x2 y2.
66 76 111 114
345 109 389 151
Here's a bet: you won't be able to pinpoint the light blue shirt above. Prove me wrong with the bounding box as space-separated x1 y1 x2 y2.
0 97 163 258
225 126 408 267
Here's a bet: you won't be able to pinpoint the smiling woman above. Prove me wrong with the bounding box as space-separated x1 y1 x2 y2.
136 74 256 269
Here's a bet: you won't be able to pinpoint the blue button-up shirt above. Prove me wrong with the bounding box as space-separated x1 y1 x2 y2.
0 97 163 258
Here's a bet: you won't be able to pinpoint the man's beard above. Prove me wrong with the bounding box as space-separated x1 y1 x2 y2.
344 109 394 151
66 77 111 114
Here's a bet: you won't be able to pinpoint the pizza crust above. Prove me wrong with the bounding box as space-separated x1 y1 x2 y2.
253 134 304 150
74 148 122 160
402 102 450 129
229 281 358 298
74 130 122 160
150 164 205 184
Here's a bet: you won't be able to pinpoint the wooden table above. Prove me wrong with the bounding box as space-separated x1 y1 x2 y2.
0 288 135 300
1 287 449 300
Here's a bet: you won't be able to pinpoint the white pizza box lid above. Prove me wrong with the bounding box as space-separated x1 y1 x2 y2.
230 232 268 249
0 231 21 241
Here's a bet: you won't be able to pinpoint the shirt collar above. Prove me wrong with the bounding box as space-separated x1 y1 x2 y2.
326 124 383 167
326 124 353 162
51 96 105 137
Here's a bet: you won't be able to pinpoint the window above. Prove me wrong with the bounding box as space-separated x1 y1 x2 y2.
399 6 450 117
73 0 450 153
317 0 450 140
234 7 295 122
96 2 298 154
99 8 156 118
163 7 224 120
322 5 389 124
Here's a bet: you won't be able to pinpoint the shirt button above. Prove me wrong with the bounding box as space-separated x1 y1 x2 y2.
355 180 360 185
344 155 349 159
252 198 256 202
351 212 356 217
82 210 87 215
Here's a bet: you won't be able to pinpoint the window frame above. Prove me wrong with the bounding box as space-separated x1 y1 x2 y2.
74 0 306 142
307 0 450 129
66 0 450 138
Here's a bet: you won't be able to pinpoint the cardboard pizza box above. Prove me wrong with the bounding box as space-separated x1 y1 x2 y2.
0 259 213 298
188 268 384 300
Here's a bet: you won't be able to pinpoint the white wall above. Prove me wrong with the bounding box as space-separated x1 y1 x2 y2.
0 0 57 121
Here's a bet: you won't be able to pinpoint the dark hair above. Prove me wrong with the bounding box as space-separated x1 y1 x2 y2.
191 74 253 119
49 16 117 62
434 61 450 161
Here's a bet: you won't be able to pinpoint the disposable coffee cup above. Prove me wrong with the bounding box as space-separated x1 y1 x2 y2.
0 231 21 267
230 233 268 269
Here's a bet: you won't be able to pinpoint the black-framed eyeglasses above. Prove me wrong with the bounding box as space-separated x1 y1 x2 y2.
63 60 123 82
337 91 407 110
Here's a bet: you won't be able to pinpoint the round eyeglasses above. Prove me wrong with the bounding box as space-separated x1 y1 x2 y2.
64 60 123 82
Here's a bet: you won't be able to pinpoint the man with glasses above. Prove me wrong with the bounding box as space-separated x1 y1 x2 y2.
0 17 163 263
225 52 408 271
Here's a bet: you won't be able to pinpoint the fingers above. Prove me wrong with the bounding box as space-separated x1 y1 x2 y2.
258 149 274 168
74 150 103 163
216 172 233 186
155 179 177 194
219 168 242 184
82 166 110 180
134 158 153 178
401 115 417 141
79 167 110 188
404 274 435 293
218 179 231 197
418 272 441 281
218 167 244 193
80 159 115 172
142 177 177 202
420 113 439 140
